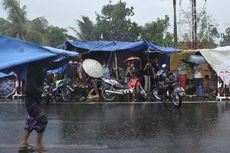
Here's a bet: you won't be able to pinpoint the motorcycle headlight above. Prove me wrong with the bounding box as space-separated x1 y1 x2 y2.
175 87 185 96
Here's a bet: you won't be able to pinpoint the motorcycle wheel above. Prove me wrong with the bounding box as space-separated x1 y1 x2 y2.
101 85 116 102
61 87 72 102
171 93 182 108
151 87 162 101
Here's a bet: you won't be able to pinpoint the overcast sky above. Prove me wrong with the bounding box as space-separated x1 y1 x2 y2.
0 0 229 35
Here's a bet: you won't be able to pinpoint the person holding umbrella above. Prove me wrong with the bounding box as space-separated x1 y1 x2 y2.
18 62 48 153
125 61 135 83
124 56 141 83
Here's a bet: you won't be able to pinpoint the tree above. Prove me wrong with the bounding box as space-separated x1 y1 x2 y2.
75 16 96 40
26 17 49 45
1 0 49 43
178 8 219 49
73 1 141 41
1 0 72 46
220 27 230 46
141 15 173 46
96 1 141 41
0 17 11 35
47 26 70 47
1 0 27 39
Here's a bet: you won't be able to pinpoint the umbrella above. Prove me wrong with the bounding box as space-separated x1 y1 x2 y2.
82 59 103 78
185 55 207 65
124 56 141 62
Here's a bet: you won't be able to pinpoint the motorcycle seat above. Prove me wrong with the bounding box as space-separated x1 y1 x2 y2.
109 77 124 84
116 84 128 89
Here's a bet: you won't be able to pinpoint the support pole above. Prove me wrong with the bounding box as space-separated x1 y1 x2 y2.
114 52 119 79
173 0 178 48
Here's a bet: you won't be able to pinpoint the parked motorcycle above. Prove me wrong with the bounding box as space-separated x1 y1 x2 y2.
42 77 74 103
152 64 185 108
101 76 147 102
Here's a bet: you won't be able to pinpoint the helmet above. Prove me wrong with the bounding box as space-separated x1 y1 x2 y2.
157 65 167 81
162 64 167 68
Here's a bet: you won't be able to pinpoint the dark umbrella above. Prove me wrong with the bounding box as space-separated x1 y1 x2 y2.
185 55 207 65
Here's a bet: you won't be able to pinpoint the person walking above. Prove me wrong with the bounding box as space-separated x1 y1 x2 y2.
18 62 48 153
18 58 70 152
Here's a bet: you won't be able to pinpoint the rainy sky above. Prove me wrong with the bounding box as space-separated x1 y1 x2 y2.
0 0 228 34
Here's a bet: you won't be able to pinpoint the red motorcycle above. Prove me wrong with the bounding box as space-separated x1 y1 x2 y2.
101 76 147 102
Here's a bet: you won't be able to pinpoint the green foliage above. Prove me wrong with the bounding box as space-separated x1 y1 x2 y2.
0 0 73 47
96 1 140 41
75 1 141 41
76 16 96 40
0 17 12 35
197 17 219 48
47 26 69 47
178 8 219 48
141 15 173 46
220 27 230 46
2 0 27 39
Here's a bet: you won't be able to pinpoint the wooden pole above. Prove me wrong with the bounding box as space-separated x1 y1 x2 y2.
114 52 119 79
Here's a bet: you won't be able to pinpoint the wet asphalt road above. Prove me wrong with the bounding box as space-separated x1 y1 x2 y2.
0 101 230 153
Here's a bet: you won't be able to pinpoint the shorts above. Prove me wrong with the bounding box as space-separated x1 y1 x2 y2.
24 114 48 133
24 95 48 133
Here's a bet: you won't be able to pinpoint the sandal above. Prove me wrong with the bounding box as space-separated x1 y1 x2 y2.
30 145 48 153
18 143 31 152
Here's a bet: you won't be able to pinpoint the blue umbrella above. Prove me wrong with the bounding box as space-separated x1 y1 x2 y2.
185 55 207 65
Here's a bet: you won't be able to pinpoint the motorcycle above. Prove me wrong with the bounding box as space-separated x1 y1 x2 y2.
152 64 185 108
101 76 147 102
42 77 74 103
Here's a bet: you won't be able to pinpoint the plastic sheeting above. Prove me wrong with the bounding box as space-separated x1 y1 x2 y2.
199 46 230 85
0 35 78 71
148 43 180 53
64 40 179 53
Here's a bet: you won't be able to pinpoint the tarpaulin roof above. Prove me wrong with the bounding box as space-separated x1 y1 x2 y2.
199 46 230 85
0 35 78 71
64 40 179 53
64 40 148 52
148 43 181 53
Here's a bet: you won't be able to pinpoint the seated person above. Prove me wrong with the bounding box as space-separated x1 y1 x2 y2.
186 80 195 95
167 72 176 82
87 78 100 100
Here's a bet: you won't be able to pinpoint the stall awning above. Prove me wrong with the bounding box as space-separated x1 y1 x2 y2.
0 35 78 71
64 40 148 52
199 46 230 85
64 40 179 53
148 43 181 53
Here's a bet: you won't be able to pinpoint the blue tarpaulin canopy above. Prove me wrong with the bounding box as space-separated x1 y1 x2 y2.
64 40 179 53
148 43 181 53
0 35 78 71
64 40 148 52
